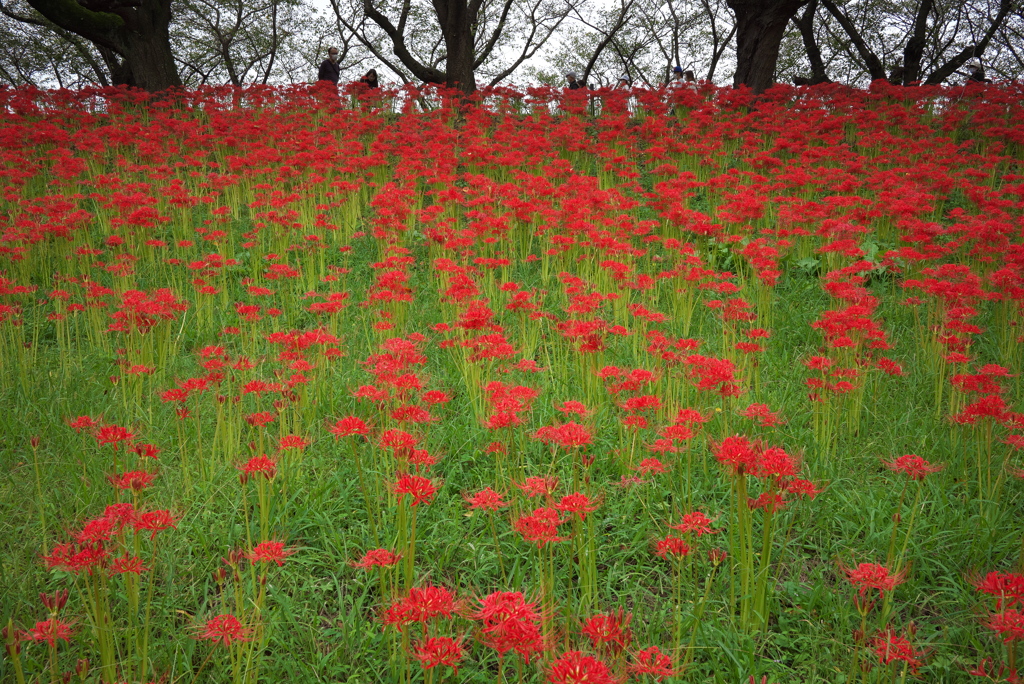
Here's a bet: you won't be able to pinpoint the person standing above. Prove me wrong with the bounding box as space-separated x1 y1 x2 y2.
967 59 991 83
359 69 379 89
318 47 341 84
566 72 584 90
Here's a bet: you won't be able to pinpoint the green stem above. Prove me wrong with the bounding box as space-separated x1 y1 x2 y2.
894 484 923 575
32 443 48 555
885 481 909 568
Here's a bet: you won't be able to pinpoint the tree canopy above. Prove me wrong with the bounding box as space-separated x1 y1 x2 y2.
0 0 1020 92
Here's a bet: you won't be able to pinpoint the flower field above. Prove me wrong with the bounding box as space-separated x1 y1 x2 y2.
2 81 1024 683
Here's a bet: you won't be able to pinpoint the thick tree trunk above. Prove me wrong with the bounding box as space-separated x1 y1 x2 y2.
900 0 933 84
728 0 809 93
25 0 181 91
114 2 180 91
431 0 478 92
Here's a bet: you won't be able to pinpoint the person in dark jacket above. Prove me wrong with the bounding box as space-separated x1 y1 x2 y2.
359 69 379 88
318 47 341 84
967 59 991 83
566 72 584 90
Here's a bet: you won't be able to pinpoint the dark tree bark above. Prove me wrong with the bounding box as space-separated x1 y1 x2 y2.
23 0 180 90
727 0 810 93
361 0 517 93
434 0 478 91
792 0 829 83
822 0 1012 86
575 0 636 85
921 0 1013 85
819 0 886 81
900 0 932 83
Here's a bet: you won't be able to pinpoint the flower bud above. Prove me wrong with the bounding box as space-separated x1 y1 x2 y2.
76 658 89 679
40 589 69 613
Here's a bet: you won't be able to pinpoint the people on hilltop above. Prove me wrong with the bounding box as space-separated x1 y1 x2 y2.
359 69 379 89
318 47 341 84
566 72 585 90
967 59 992 83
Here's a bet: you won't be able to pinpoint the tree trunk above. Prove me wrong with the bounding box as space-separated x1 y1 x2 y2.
727 0 809 93
819 0 886 82
435 0 477 93
793 0 829 83
25 0 180 91
114 3 179 90
900 0 933 84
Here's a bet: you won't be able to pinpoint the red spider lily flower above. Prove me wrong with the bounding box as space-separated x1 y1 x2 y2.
557 400 590 417
391 404 436 424
465 487 509 511
741 403 784 427
555 492 600 521
277 435 309 451
646 438 679 454
379 429 419 454
383 584 459 631
753 446 797 479
883 454 944 480
622 415 649 431
659 425 694 441
547 650 620 684
972 571 1024 610
104 503 138 531
196 614 251 647
629 645 676 681
876 357 905 376
671 510 719 536
534 421 594 449
871 627 924 674
77 515 117 543
329 416 370 438
712 435 758 475
514 507 567 547
239 455 277 481
67 416 98 433
988 609 1024 643
245 412 275 428
27 619 75 647
407 449 437 471
621 395 662 413
421 390 451 405
634 458 668 474
133 510 176 540
413 636 465 674
516 475 559 498
43 541 109 574
747 492 786 512
250 541 295 566
786 478 822 499
107 470 156 491
842 562 907 599
351 548 402 569
130 443 161 459
654 535 691 559
485 412 525 429
581 609 632 653
392 473 438 506
671 408 712 425
109 554 148 575
93 424 136 451
474 590 544 662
